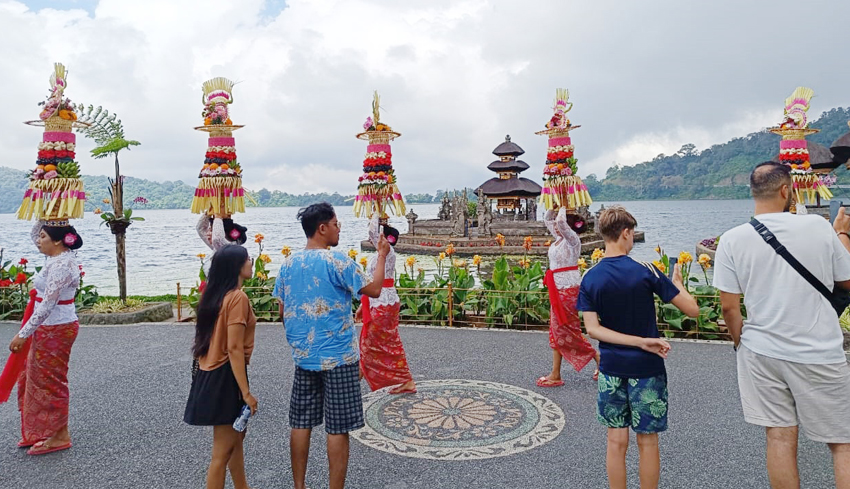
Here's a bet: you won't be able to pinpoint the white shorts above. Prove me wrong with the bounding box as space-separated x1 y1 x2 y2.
737 344 850 443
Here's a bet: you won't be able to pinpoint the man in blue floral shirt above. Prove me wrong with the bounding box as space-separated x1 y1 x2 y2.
273 202 388 489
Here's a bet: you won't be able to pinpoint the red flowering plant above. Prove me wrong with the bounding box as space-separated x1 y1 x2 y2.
0 248 35 320
75 264 99 311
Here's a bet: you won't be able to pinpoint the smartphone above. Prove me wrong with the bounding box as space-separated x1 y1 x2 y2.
830 200 844 224
667 257 678 279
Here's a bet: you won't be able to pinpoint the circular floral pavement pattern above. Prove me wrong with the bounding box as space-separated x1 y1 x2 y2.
352 379 565 460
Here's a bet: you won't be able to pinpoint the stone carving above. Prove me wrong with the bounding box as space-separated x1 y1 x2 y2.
476 189 491 237
527 199 537 221
451 192 468 237
405 209 418 235
438 194 452 221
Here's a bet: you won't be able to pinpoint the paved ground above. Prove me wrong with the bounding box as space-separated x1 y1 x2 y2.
0 322 839 488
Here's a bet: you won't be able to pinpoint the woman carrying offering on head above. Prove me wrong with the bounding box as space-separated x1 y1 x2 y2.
537 207 599 387
356 214 416 395
1 221 83 455
184 245 258 489
196 213 248 252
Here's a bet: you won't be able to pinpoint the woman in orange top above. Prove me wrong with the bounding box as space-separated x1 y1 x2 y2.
184 244 257 489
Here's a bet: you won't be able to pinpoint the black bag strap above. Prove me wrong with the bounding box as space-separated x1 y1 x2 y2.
749 218 834 301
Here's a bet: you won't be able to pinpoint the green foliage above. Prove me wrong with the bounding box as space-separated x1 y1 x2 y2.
73 105 141 158
91 298 145 313
0 251 34 320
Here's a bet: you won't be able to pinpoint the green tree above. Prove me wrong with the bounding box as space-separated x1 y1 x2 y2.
74 105 142 302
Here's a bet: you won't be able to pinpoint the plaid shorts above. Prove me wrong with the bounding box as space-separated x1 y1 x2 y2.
597 372 668 434
289 362 364 434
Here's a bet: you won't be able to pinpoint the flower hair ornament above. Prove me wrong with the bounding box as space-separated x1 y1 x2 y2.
63 233 77 246
229 229 241 240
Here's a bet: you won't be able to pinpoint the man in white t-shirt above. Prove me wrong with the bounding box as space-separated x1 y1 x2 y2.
715 161 850 489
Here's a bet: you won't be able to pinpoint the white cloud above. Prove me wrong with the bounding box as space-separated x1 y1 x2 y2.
1 0 849 197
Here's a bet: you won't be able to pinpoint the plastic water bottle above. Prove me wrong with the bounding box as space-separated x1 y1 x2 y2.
232 405 251 432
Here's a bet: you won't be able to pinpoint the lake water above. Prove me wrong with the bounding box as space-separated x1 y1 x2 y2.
0 200 756 295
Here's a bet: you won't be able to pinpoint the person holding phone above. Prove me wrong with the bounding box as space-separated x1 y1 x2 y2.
356 214 416 395
578 206 698 489
184 244 257 489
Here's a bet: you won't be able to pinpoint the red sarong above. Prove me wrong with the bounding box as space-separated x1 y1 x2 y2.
0 289 38 403
544 276 596 373
359 281 413 391
18 321 79 445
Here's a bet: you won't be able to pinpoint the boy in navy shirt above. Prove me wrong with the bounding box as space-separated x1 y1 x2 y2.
578 206 698 489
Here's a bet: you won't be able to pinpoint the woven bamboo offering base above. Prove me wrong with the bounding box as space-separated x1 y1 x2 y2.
191 176 245 215
16 178 85 221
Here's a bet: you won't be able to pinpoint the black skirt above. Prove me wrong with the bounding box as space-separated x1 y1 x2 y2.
184 361 245 426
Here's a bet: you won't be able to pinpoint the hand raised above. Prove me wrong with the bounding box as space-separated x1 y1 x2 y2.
671 263 684 286
376 235 391 257
834 207 850 234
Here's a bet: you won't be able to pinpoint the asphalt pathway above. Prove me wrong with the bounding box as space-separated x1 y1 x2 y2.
0 322 839 488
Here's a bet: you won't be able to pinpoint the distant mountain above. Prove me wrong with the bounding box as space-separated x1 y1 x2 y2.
585 107 850 200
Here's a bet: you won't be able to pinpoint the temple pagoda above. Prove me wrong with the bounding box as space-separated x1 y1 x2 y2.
476 135 541 219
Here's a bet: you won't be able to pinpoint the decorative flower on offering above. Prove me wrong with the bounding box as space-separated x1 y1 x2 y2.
17 63 88 222
770 87 832 207
191 77 246 216
353 91 406 218
537 89 592 211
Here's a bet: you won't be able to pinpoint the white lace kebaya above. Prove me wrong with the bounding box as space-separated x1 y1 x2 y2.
365 214 399 308
195 214 231 251
545 207 582 290
18 222 81 339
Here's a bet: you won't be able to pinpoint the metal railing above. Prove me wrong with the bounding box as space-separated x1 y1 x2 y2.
175 283 739 341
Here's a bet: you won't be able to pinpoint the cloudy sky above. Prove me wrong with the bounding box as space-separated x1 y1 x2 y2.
2 0 850 195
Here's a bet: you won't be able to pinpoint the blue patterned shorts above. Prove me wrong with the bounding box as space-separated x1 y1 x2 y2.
597 372 668 434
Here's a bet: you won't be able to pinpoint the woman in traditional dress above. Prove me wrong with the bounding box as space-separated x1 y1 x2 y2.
356 215 416 394
537 207 599 387
2 221 83 455
184 244 257 489
196 214 248 251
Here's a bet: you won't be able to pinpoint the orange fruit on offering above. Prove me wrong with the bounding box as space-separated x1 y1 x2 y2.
36 165 45 171
209 163 219 170
44 164 57 172
220 164 229 170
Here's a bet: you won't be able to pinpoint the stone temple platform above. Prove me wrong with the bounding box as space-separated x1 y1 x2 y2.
362 219 646 256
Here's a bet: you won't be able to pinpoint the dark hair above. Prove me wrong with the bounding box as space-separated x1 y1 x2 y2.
597 206 638 242
383 224 400 247
297 202 335 238
222 218 248 245
750 161 792 200
41 224 83 250
566 214 587 235
192 245 249 358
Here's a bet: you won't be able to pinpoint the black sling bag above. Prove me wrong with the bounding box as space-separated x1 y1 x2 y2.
750 218 850 316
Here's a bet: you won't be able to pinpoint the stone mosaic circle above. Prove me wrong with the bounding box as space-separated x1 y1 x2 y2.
352 379 565 460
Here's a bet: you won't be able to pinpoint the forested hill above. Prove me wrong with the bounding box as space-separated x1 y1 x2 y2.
0 168 449 214
585 107 850 200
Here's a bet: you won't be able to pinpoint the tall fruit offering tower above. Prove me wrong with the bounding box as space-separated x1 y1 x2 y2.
770 86 832 212
17 63 89 222
191 77 245 216
354 91 406 222
536 89 592 211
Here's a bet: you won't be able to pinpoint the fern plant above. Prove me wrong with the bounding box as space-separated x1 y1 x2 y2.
74 105 142 302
